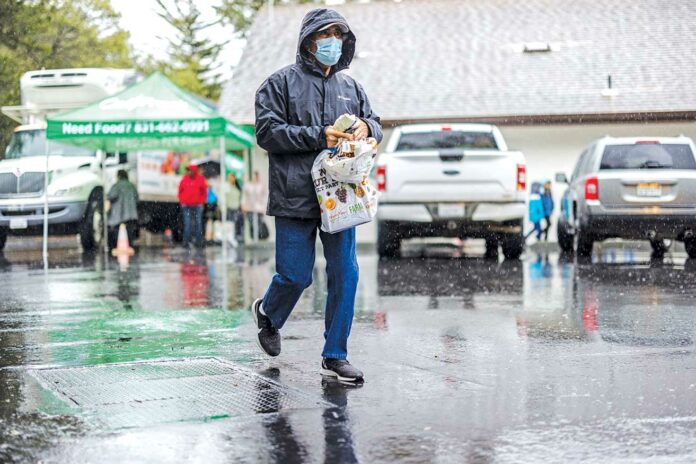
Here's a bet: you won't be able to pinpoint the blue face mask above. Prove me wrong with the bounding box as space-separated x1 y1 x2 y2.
314 37 343 66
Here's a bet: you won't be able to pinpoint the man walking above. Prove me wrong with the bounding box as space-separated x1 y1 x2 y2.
253 8 382 382
177 164 207 248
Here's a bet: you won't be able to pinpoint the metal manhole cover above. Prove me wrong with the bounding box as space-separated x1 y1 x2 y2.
28 357 329 429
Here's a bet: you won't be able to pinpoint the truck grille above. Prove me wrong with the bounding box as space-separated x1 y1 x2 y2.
0 172 46 196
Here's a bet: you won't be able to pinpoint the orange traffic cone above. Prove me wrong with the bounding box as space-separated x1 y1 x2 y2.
112 223 135 257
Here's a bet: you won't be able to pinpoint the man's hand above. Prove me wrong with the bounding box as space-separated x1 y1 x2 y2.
352 118 369 140
325 127 353 148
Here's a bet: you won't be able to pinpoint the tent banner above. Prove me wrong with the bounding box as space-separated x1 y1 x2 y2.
47 118 226 140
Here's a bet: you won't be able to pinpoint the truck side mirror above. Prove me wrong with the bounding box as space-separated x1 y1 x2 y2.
555 172 569 184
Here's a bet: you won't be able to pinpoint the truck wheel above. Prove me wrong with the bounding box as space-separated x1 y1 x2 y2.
684 237 696 259
501 232 524 260
80 190 104 251
377 222 401 258
576 229 594 258
557 220 574 253
172 223 184 243
484 236 499 259
0 228 7 251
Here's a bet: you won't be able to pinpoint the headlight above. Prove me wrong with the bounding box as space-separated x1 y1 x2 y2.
51 186 81 196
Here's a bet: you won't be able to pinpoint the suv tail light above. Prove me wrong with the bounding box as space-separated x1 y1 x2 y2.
516 164 526 191
377 165 386 192
585 176 599 201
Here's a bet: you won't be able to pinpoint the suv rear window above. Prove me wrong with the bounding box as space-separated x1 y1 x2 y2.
396 131 498 151
600 144 696 170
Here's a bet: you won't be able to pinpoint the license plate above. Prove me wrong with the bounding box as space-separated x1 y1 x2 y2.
10 218 28 230
637 183 662 197
438 203 465 218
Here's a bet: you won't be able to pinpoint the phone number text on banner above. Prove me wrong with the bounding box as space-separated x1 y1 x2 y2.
60 120 213 137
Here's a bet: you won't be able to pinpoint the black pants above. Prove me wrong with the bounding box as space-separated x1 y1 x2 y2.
108 220 138 250
226 209 244 241
543 216 551 241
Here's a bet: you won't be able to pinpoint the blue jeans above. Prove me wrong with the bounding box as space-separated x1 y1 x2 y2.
182 205 204 246
262 217 358 360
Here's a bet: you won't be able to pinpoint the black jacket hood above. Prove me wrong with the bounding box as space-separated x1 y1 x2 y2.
296 8 356 77
254 8 381 219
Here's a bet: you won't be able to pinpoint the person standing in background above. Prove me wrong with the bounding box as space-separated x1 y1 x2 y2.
178 164 207 248
542 180 554 241
226 172 244 247
204 176 220 245
525 182 545 242
107 169 139 250
241 171 268 241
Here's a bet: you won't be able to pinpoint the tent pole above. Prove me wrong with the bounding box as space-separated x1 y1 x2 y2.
220 136 228 311
99 150 109 260
43 137 50 272
247 148 253 181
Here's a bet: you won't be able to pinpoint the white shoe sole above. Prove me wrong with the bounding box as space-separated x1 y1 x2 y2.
320 368 362 383
251 298 262 327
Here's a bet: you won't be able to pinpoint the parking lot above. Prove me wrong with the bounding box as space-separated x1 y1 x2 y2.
1 241 695 463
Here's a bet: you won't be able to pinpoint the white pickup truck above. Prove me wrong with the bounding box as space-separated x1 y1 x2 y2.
375 124 527 259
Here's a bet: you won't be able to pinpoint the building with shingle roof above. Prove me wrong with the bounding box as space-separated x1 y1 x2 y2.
220 0 696 243
221 0 696 125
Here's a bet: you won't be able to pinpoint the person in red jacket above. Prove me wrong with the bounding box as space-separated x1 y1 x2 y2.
178 164 207 248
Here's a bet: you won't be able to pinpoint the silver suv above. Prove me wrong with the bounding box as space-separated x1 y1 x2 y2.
556 136 696 258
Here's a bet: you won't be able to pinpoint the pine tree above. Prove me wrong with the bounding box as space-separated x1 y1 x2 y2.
153 0 227 101
0 0 133 152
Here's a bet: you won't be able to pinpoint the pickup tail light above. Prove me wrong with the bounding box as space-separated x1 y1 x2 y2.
377 165 386 192
516 165 526 191
585 176 599 201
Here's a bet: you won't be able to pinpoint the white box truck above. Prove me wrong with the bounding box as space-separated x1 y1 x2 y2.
0 68 185 251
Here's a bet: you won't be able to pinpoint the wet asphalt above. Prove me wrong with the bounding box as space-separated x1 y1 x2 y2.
1 241 696 463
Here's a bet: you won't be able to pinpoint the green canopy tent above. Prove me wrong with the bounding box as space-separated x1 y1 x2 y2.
46 73 254 303
46 72 254 153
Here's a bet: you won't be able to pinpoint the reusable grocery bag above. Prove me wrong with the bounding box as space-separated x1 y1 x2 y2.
312 139 379 234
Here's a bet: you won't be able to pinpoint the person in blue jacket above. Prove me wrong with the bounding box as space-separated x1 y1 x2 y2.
526 182 545 241
541 180 554 241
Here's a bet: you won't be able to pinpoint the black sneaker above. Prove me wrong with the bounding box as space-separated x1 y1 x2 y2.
251 298 280 357
320 358 364 382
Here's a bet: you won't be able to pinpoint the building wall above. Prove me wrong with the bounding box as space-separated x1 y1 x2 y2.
249 120 696 244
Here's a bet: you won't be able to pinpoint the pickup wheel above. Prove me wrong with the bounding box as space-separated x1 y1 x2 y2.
684 237 696 259
576 229 594 258
557 219 574 253
377 222 401 258
80 190 104 251
650 239 670 257
0 228 6 251
501 232 524 260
